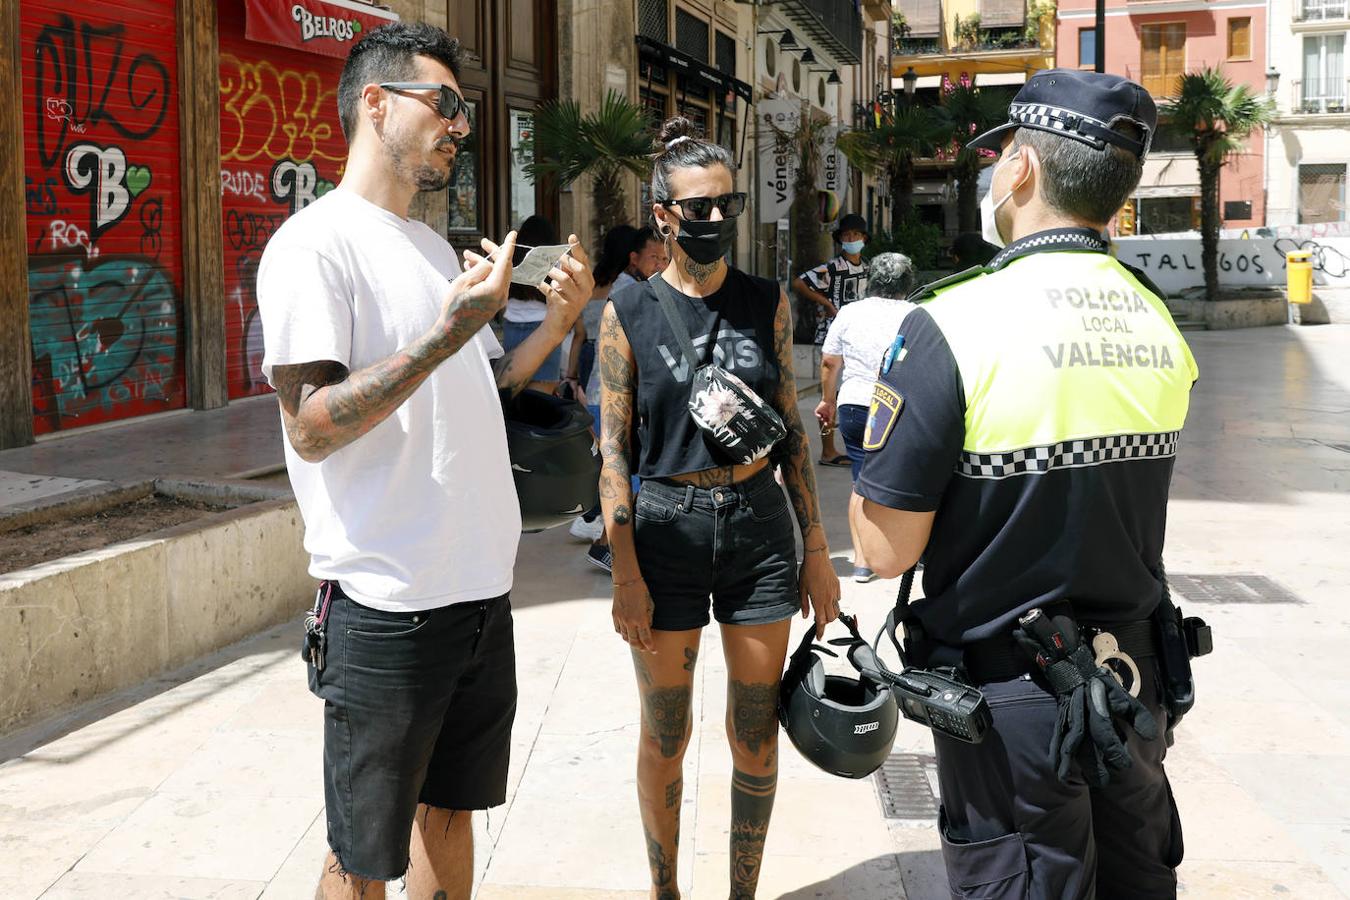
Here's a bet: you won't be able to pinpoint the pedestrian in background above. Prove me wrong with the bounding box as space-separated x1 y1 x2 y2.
814 252 916 583
502 213 565 394
793 212 870 467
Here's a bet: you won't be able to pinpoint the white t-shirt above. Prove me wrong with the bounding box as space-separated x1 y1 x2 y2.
821 295 916 409
504 297 548 323
258 189 521 612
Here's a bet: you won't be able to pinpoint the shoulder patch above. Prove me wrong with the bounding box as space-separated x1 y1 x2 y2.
863 383 903 451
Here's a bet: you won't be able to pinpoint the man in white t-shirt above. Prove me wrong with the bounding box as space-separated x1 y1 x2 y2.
256 22 592 900
814 253 915 583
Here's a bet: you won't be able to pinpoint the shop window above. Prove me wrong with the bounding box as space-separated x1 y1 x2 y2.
448 100 481 233
638 0 668 42
1136 196 1197 234
509 109 536 227
1299 163 1347 223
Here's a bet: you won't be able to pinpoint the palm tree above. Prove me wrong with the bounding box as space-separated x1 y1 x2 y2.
942 83 1008 233
526 91 655 243
1159 68 1274 301
837 103 953 223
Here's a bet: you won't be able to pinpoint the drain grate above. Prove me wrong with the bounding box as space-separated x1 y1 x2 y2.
875 752 939 820
1168 574 1303 605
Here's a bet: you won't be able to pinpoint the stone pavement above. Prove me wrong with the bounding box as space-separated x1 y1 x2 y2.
2 324 1350 899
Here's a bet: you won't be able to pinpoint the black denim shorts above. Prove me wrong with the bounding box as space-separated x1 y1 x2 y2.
634 467 799 631
307 584 517 881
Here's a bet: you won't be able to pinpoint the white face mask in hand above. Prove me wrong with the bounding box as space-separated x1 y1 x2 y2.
980 150 1024 249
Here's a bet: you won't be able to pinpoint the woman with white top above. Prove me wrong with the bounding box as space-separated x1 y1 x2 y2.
501 214 564 393
815 252 917 582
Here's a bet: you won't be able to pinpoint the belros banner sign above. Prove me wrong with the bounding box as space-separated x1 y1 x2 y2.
245 0 398 60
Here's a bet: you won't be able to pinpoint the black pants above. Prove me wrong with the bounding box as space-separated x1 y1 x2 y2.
933 663 1183 899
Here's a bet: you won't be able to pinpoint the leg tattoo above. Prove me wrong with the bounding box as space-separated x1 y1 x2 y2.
730 768 777 899
644 824 678 900
643 685 692 758
729 680 779 755
665 775 683 810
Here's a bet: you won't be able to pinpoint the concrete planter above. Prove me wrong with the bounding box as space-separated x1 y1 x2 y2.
1168 290 1288 329
0 483 309 734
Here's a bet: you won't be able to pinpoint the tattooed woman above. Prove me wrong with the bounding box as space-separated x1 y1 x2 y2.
598 116 841 900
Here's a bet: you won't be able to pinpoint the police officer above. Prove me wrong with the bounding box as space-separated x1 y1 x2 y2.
851 70 1197 898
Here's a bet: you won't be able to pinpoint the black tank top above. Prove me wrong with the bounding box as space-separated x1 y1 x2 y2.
610 269 782 478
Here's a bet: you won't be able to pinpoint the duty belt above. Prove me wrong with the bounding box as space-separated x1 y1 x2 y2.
962 618 1157 691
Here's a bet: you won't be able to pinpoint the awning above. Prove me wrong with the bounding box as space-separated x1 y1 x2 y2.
245 0 399 60
978 0 1026 29
897 0 941 39
637 35 753 102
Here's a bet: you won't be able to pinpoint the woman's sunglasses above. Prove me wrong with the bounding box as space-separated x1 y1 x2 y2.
657 192 748 221
379 83 468 122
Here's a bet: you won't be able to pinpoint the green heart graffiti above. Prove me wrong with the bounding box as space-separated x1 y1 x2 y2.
316 179 336 198
352 20 362 33
126 165 152 198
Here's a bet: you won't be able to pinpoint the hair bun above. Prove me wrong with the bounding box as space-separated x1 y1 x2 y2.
658 116 700 148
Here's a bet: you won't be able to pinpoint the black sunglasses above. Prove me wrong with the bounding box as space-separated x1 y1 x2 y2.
379 82 468 122
657 192 747 221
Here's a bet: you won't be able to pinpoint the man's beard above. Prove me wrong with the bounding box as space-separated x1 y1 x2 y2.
389 129 456 192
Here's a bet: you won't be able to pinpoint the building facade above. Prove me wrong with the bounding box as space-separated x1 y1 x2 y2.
0 0 881 447
1267 0 1350 231
892 0 1057 232
1054 0 1268 235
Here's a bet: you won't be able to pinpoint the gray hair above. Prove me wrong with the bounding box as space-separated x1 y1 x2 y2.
867 253 916 299
651 117 737 204
1013 126 1144 226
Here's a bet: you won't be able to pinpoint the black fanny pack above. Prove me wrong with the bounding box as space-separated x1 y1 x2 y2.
650 274 787 465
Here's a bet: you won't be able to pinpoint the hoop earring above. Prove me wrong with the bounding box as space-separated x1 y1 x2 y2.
659 224 672 237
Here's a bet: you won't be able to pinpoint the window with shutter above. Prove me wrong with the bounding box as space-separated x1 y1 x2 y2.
1227 17 1251 61
1300 164 1347 223
1140 23 1185 98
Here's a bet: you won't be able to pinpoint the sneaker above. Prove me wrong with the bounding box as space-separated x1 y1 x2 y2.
586 543 613 573
852 566 876 584
569 515 604 542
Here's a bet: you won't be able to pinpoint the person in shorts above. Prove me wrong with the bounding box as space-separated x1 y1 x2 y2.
814 253 916 583
256 22 592 899
598 116 841 899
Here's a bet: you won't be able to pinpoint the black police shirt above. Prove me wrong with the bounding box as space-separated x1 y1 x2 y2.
856 232 1197 647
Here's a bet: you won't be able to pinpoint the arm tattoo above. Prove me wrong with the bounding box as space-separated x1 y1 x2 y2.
598 304 638 537
682 647 697 672
767 293 825 541
730 766 777 899
491 349 534 400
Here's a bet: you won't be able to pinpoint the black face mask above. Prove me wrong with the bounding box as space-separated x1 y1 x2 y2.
674 216 738 265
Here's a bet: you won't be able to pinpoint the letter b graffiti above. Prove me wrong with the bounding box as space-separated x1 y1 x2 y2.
64 143 132 237
271 159 318 215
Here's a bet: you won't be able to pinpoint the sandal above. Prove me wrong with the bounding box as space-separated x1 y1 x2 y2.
819 455 851 468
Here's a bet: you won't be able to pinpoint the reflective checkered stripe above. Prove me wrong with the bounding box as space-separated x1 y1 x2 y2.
1010 102 1112 135
957 431 1180 480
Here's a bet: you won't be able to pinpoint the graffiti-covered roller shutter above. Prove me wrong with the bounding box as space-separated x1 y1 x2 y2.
219 0 393 399
21 0 187 434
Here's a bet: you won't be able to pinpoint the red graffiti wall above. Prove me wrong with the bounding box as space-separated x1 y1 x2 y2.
218 0 348 399
21 0 187 434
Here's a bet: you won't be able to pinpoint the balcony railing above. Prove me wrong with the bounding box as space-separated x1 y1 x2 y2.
1296 0 1348 21
1293 78 1350 113
893 36 944 55
778 0 863 63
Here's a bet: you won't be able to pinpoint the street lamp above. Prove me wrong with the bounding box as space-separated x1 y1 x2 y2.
902 66 918 102
1266 65 1281 97
756 28 799 49
799 48 818 66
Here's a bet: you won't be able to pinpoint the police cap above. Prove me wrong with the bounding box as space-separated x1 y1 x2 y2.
969 69 1157 159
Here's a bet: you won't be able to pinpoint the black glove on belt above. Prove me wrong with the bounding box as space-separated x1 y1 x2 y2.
1014 608 1158 786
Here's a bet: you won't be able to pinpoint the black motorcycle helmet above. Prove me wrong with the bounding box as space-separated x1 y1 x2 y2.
503 389 601 533
779 614 899 779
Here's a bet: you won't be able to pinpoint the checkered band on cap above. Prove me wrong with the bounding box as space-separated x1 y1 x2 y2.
1008 101 1151 155
957 431 1180 480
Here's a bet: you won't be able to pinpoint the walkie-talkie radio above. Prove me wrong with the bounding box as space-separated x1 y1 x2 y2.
889 667 993 743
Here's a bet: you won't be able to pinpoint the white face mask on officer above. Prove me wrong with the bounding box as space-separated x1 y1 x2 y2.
980 148 1028 249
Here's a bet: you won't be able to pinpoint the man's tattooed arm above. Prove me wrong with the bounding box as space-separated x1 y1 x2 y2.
272 285 506 463
768 290 827 549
